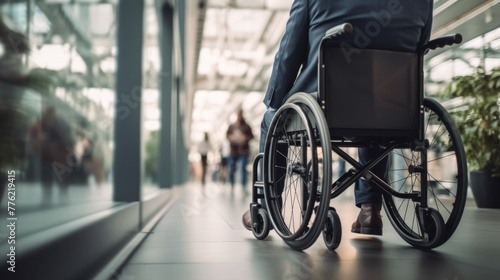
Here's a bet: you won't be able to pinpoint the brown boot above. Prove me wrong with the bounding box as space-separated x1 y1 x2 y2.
242 210 252 231
351 203 383 235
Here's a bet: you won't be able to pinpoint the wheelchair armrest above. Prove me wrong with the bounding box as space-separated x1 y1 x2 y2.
423 34 462 53
324 23 353 39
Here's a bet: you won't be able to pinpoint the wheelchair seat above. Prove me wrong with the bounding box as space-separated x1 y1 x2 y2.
320 47 420 139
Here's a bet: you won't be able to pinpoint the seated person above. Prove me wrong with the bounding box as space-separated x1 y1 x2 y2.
242 0 433 235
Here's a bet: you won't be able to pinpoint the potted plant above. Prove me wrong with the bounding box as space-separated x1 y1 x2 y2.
442 66 500 208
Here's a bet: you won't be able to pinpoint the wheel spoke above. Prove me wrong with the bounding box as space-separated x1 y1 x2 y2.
263 93 332 249
383 98 467 249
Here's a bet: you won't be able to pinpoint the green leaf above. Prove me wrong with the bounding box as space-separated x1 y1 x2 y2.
440 66 500 175
495 77 500 89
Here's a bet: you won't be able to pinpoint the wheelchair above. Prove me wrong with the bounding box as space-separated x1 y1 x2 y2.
248 23 467 251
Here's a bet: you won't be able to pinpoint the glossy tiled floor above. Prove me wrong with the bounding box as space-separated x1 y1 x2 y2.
115 181 500 280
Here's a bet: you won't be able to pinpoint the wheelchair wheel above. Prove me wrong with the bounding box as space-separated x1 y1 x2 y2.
322 207 342 251
252 208 271 240
383 97 467 249
263 93 332 250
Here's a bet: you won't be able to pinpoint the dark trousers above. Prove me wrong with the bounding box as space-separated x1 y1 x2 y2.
260 107 387 208
355 148 387 207
200 155 208 185
228 154 249 187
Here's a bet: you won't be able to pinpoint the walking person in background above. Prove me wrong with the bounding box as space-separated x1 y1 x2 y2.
81 135 107 186
198 132 212 186
36 106 76 205
226 108 254 191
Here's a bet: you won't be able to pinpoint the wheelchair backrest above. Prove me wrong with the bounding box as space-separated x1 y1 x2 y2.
319 47 421 139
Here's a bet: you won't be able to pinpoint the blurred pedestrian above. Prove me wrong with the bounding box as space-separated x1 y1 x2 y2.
35 106 76 204
226 108 253 190
198 132 212 186
82 135 107 186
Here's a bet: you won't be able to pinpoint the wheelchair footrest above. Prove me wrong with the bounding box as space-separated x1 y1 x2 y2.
335 168 357 187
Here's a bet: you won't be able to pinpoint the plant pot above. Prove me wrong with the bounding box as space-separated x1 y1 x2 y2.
470 170 500 208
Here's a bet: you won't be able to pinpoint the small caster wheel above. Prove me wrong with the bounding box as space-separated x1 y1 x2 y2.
323 208 341 250
252 208 270 240
416 207 445 249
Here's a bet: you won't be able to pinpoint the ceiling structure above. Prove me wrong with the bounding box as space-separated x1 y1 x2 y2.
189 0 293 150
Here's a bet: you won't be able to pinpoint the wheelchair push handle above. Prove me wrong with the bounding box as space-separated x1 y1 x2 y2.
324 23 353 39
424 33 462 51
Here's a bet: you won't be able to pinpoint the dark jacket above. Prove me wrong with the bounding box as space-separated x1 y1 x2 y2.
226 121 254 156
264 0 433 109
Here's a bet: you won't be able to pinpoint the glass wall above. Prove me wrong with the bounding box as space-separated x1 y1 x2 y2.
142 3 161 195
0 1 117 236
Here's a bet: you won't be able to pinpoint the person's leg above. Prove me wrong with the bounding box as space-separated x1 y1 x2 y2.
59 178 70 204
243 108 276 229
228 155 236 188
201 155 208 185
221 157 227 183
354 148 387 207
338 158 346 178
351 147 388 235
259 108 276 154
40 160 53 205
257 107 278 186
240 154 249 188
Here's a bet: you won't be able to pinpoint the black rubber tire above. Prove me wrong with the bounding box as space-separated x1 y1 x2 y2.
252 208 271 240
383 97 467 249
263 93 332 251
323 208 342 251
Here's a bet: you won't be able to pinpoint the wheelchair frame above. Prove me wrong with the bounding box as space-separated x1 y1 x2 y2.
249 23 467 251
